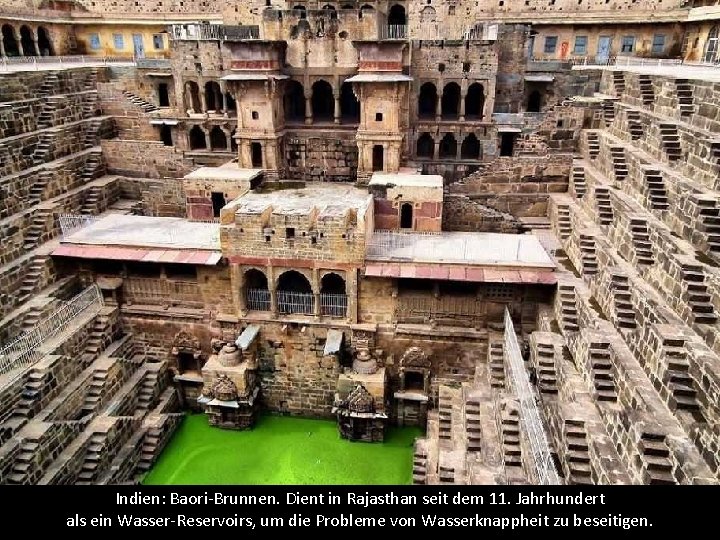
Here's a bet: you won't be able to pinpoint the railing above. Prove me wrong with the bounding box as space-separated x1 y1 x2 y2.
366 230 440 259
503 308 562 485
136 58 171 69
0 284 104 378
395 294 481 324
320 293 347 318
277 291 314 315
123 278 203 308
380 25 408 40
247 288 271 312
0 55 135 71
168 24 260 41
59 214 99 239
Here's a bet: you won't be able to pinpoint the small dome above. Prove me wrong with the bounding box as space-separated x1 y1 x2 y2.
212 375 238 401
347 384 374 413
218 344 241 367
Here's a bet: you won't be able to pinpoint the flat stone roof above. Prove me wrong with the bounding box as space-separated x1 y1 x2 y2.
61 214 220 250
366 231 555 269
184 165 262 182
234 184 373 218
369 172 444 189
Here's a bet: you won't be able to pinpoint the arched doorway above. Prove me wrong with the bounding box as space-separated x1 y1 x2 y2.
245 269 270 311
372 144 384 171
441 82 461 119
527 90 542 112
312 80 334 122
416 133 434 158
388 4 407 25
204 81 222 112
322 4 338 19
20 26 36 56
320 273 347 317
439 133 457 158
2 25 19 57
37 26 53 56
284 80 306 122
465 83 484 119
461 133 481 159
189 126 206 149
185 81 201 113
418 82 437 118
340 81 360 123
277 270 314 314
704 26 719 63
400 202 414 229
359 4 374 18
209 126 227 150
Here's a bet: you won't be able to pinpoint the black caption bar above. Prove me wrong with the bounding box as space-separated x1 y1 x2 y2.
3 485 707 535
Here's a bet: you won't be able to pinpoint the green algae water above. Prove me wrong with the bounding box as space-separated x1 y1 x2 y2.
143 414 422 485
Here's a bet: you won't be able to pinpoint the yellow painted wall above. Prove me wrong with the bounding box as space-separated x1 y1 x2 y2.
682 22 720 62
74 24 170 58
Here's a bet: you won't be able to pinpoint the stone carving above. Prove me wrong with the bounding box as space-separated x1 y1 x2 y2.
211 374 238 401
352 348 378 374
400 347 431 369
346 384 375 413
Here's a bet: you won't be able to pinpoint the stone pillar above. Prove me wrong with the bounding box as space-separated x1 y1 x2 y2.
333 93 341 124
456 136 462 160
200 86 207 114
348 269 358 324
433 139 440 160
459 87 467 122
268 266 278 316
17 35 23 57
223 129 232 151
234 265 246 315
312 268 320 318
435 91 442 122
204 128 211 150
32 35 40 57
305 94 313 125
222 89 229 117
0 34 5 57
185 84 194 114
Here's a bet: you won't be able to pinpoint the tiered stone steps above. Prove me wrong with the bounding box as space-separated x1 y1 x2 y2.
17 256 47 304
487 341 505 389
38 72 59 98
412 446 428 484
80 185 102 215
586 131 600 159
594 187 614 225
601 99 616 123
564 420 593 484
629 216 654 265
572 165 586 198
136 370 159 411
579 233 599 275
22 210 51 251
675 79 694 117
76 431 107 485
643 168 669 210
534 340 558 394
659 123 682 161
81 315 110 365
12 369 46 418
588 343 617 402
611 273 636 329
639 433 675 484
81 369 109 415
31 132 53 165
679 261 717 325
464 398 482 452
438 390 452 441
609 146 628 181
555 203 571 240
122 90 159 113
695 199 720 255
79 150 104 182
626 108 643 140
558 285 580 332
499 402 522 467
6 437 40 484
612 71 626 95
659 338 699 412
638 74 655 106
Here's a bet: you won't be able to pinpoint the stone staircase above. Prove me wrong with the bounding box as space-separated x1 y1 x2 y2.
464 397 482 452
487 341 505 389
81 369 109 416
17 256 47 304
412 446 428 484
12 369 47 419
695 199 720 255
558 285 580 333
611 273 636 329
83 69 98 92
609 146 628 181
679 262 717 325
594 187 614 225
81 315 110 365
31 132 53 166
80 186 102 215
639 432 675 484
534 340 558 394
638 74 655 106
659 338 698 412
586 132 600 159
36 100 55 129
564 420 593 484
6 437 40 484
23 209 51 251
82 119 105 150
555 203 571 240
438 390 452 441
499 402 522 467
629 216 654 265
579 233 599 275
643 169 669 211
571 165 586 198
79 151 104 182
588 343 617 402
601 99 616 123
122 90 159 113
38 72 59 98
675 79 694 117
626 109 643 140
612 71 626 95
28 172 50 205
76 431 107 484
21 306 42 333
658 123 682 161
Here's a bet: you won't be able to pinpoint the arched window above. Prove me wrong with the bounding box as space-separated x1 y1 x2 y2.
320 273 347 317
204 81 222 112
277 270 314 314
312 80 334 121
465 83 485 119
441 82 461 119
372 145 384 171
388 4 407 25
527 90 542 112
209 126 227 150
340 81 360 122
439 133 457 158
188 126 206 150
400 203 414 229
185 81 201 113
2 25 19 57
245 269 270 311
461 133 481 160
704 26 719 63
322 4 338 19
416 133 434 158
284 80 306 122
37 26 54 56
418 82 437 118
20 26 35 56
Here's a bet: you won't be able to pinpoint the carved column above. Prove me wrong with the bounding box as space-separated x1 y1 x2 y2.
433 139 440 160
0 34 5 57
268 266 278 316
204 128 211 150
199 85 207 114
459 85 467 122
435 91 442 122
312 268 320 318
333 92 341 124
305 93 313 125
17 33 23 56
32 32 40 56
220 82 229 117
